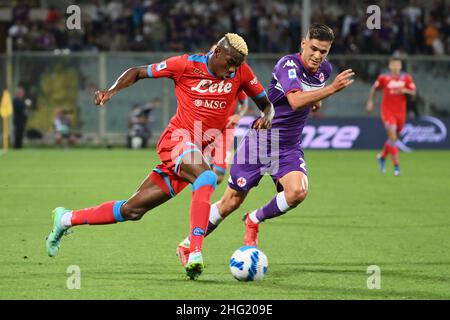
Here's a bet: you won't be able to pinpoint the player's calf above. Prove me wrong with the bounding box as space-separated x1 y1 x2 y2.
220 197 243 217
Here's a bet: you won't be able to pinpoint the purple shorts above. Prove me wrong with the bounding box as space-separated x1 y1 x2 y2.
228 130 307 192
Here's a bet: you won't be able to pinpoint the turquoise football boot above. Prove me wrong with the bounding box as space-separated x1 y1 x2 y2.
46 207 71 257
185 251 204 280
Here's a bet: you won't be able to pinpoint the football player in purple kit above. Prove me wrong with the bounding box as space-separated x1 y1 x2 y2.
177 24 355 261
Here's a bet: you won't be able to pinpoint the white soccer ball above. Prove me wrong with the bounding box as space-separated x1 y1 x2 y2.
131 136 143 149
229 246 268 281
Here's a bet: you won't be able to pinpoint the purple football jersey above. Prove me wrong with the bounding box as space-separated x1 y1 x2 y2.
228 54 332 192
267 54 332 147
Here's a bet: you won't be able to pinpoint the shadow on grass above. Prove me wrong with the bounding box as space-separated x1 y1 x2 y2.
260 261 450 299
272 221 450 229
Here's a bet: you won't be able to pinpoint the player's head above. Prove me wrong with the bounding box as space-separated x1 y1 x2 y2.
300 24 334 72
54 107 64 117
388 57 402 75
15 85 25 98
210 33 248 79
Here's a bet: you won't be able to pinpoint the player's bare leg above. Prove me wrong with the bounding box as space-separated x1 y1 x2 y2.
119 177 173 220
177 186 248 266
244 171 308 246
177 151 218 280
46 176 171 257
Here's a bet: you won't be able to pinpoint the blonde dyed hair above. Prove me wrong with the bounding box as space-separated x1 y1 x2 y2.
224 33 248 56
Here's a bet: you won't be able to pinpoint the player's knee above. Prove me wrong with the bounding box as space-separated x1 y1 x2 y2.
193 170 218 190
121 203 144 221
285 187 308 207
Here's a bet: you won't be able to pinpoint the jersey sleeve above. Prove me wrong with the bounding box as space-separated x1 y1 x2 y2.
405 74 416 90
146 55 188 81
239 63 267 100
373 75 385 89
322 59 333 83
273 57 303 95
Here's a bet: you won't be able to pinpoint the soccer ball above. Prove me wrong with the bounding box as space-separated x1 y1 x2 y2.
229 246 268 281
131 136 143 149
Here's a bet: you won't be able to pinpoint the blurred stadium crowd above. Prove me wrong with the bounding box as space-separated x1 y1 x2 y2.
5 0 450 55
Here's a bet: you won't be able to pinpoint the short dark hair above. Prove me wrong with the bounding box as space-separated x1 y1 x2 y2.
306 24 335 42
389 56 402 63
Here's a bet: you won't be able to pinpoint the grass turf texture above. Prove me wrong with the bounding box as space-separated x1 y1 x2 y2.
0 149 449 299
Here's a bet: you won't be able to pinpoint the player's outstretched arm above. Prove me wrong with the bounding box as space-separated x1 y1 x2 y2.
366 86 377 113
252 95 275 130
287 69 355 111
397 87 416 97
94 66 149 106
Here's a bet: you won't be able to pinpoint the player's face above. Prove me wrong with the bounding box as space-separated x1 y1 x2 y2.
300 38 331 72
212 48 245 79
389 60 402 75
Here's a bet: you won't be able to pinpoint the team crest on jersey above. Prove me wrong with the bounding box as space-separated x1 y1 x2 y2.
288 69 297 79
387 80 406 88
156 61 167 71
237 177 247 187
283 59 297 68
319 72 325 82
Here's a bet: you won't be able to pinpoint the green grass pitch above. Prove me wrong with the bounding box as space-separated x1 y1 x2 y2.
1 149 449 299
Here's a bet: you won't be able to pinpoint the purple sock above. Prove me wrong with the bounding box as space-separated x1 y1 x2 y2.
255 192 291 222
206 221 217 236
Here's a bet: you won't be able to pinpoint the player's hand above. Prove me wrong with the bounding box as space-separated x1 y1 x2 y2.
312 101 322 112
94 90 113 106
366 100 373 113
226 114 241 129
253 115 272 130
331 69 355 93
